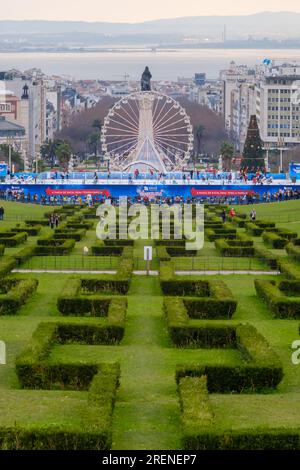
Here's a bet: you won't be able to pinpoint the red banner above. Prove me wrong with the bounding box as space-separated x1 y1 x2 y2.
45 188 111 197
191 188 255 197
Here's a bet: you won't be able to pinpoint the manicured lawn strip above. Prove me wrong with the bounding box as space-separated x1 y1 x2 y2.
237 200 300 223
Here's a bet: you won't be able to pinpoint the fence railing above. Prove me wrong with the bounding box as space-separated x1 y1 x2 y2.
171 256 278 272
18 255 119 271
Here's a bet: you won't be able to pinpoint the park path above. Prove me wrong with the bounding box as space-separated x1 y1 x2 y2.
111 275 181 450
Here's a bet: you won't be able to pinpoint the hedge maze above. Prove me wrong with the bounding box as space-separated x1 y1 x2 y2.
1 201 300 450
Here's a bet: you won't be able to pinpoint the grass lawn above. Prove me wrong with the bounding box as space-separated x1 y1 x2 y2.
0 200 300 449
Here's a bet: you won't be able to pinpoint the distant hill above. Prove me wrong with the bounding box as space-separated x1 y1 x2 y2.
1 12 300 39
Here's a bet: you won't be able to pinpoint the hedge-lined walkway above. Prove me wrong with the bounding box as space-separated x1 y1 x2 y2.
111 276 181 450
109 275 241 449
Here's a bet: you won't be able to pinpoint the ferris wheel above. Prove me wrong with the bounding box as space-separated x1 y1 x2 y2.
101 91 194 172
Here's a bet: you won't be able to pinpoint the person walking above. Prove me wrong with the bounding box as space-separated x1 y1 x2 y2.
49 214 54 229
221 209 226 223
250 209 256 221
55 214 59 228
0 206 4 221
229 207 236 219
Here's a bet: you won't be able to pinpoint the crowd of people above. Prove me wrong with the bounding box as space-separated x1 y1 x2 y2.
1 186 300 207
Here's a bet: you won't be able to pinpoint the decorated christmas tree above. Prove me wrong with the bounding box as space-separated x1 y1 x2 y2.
241 115 265 171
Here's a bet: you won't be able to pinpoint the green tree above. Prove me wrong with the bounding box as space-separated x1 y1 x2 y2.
0 144 23 170
194 124 205 155
40 139 63 168
220 141 234 171
90 119 102 161
241 115 264 171
56 141 72 171
192 124 205 169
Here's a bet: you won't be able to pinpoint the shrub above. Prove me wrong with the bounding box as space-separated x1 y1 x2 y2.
0 278 38 315
175 323 283 392
205 224 237 242
279 259 300 280
255 220 276 229
91 244 123 256
104 239 134 247
16 320 122 387
14 225 42 236
179 376 298 450
254 246 278 269
66 221 94 230
14 246 35 265
57 278 129 317
0 257 17 278
156 246 171 261
26 219 49 227
53 229 86 241
262 231 288 249
35 239 75 255
215 239 255 257
0 231 27 247
255 278 300 318
286 243 300 262
245 222 264 236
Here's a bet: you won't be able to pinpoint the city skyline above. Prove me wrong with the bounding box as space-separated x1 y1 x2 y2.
1 1 300 22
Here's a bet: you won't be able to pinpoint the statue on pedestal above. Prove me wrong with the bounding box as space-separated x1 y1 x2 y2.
141 66 152 91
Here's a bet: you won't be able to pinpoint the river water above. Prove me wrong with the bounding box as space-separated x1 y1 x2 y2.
1 49 300 80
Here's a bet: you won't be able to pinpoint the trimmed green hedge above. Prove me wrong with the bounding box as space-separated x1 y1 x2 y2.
254 246 278 269
104 239 134 246
14 225 42 236
91 244 124 256
245 222 264 236
57 278 128 317
26 219 50 227
175 323 283 392
262 231 288 249
1 365 119 450
179 376 299 450
53 229 86 241
0 257 17 278
279 259 300 280
286 243 300 262
16 321 122 388
255 279 300 318
14 246 35 265
206 224 237 242
215 239 255 257
156 245 171 261
0 231 27 247
13 323 120 449
35 238 75 255
0 278 38 315
256 220 276 229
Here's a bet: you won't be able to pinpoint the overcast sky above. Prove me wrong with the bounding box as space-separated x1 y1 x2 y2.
1 1 300 22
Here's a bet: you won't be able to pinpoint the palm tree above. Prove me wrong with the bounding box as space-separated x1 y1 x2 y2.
220 141 234 171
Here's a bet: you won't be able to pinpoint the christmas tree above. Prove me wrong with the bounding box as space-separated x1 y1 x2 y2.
241 115 265 171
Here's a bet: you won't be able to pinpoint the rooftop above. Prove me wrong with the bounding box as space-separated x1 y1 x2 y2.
0 116 25 137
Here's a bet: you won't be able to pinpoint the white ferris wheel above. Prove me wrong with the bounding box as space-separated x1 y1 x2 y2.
101 91 194 172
